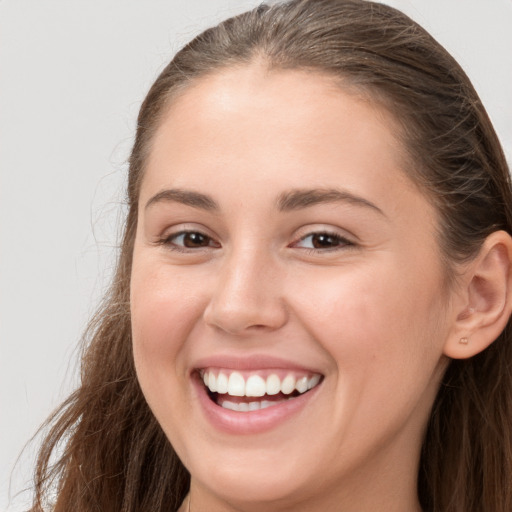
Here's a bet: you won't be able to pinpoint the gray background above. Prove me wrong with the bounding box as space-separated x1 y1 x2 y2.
1 1 511 510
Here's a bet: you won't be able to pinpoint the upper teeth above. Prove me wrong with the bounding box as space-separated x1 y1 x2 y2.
202 370 321 397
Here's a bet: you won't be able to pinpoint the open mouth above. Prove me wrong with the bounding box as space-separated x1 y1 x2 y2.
199 369 323 412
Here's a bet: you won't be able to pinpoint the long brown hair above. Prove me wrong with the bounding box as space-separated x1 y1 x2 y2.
31 1 512 511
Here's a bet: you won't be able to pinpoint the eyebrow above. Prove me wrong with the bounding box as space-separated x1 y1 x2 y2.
144 187 385 216
277 188 385 216
145 189 219 211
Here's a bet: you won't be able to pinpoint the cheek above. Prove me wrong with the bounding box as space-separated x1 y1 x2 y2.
288 257 448 383
130 262 206 400
129 261 215 459
132 258 204 339
288 260 448 450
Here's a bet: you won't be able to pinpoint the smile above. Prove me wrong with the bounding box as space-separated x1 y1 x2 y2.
200 369 322 412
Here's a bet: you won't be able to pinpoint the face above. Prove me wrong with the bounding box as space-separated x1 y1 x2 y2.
131 65 454 511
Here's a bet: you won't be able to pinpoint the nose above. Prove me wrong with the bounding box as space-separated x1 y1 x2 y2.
203 248 288 335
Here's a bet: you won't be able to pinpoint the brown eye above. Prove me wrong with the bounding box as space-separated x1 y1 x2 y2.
164 231 220 250
293 232 353 250
310 233 341 248
182 232 210 247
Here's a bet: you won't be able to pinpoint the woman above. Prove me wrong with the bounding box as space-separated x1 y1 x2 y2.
31 1 512 511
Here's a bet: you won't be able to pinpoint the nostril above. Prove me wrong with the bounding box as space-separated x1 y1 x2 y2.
203 296 288 334
202 260 288 333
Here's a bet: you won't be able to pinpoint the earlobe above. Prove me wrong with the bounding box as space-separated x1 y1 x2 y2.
444 230 512 360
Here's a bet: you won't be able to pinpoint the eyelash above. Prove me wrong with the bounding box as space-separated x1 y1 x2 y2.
158 230 220 252
291 231 354 252
159 229 354 254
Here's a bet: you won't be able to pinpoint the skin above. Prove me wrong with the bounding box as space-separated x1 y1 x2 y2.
130 64 459 512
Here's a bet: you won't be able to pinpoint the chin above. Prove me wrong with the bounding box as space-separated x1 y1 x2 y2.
192 461 315 508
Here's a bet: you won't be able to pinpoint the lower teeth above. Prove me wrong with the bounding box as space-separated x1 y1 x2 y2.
219 397 293 412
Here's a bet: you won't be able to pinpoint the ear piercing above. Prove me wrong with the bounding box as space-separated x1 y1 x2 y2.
459 337 469 345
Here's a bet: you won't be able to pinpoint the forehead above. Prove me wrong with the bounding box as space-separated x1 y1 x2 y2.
143 64 414 197
159 65 401 143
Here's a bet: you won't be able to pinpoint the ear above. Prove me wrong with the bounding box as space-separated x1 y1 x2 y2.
444 230 512 359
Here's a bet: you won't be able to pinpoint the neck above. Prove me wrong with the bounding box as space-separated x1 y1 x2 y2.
183 468 423 512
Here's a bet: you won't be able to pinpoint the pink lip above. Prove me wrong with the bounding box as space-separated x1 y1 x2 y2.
193 354 321 373
190 357 321 435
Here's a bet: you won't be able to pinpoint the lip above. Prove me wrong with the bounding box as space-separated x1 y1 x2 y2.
193 354 321 373
191 355 323 435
